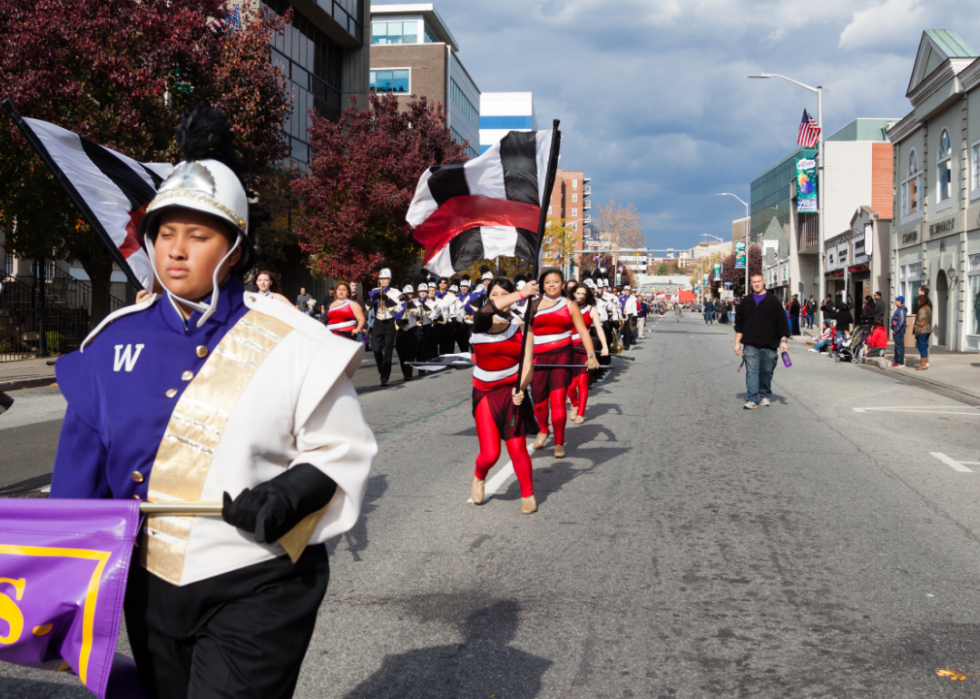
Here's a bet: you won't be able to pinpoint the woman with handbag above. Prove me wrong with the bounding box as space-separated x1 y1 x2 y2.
913 287 932 371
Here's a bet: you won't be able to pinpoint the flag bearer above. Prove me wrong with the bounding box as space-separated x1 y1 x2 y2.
49 109 376 699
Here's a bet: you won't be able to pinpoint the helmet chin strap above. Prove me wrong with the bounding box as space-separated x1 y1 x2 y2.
146 233 243 328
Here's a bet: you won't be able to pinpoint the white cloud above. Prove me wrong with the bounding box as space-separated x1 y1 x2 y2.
838 0 933 51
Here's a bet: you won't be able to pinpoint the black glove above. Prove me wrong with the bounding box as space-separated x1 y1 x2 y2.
222 464 337 544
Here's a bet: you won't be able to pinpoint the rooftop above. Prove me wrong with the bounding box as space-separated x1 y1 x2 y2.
370 3 458 51
924 29 975 59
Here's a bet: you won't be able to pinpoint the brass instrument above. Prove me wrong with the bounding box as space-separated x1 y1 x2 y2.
609 327 624 355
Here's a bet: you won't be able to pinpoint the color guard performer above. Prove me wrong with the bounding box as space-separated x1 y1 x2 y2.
469 277 539 514
531 269 599 457
567 281 609 423
325 281 365 340
368 265 404 386
49 109 376 699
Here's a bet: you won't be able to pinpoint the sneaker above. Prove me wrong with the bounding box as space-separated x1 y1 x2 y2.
743 401 759 410
808 348 819 353
890 363 901 368
760 397 771 407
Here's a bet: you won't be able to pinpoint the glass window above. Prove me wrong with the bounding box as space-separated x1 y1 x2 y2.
424 24 437 43
902 148 920 217
973 144 980 192
4 253 13 277
370 70 409 94
402 20 418 44
908 150 918 176
572 179 578 189
938 129 952 203
571 208 577 217
572 193 578 202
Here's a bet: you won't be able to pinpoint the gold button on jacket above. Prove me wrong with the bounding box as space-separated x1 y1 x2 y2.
196 346 209 358
165 388 178 398
181 370 194 382
131 471 145 483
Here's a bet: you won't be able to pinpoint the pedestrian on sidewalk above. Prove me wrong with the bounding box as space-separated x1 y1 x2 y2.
734 273 790 410
790 294 801 336
913 287 932 371
805 296 816 329
873 291 887 325
890 296 907 368
704 298 714 326
295 287 312 315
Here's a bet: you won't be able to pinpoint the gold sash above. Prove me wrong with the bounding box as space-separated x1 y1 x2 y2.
142 311 292 584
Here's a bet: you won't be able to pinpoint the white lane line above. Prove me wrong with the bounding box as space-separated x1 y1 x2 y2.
930 452 974 473
853 407 980 415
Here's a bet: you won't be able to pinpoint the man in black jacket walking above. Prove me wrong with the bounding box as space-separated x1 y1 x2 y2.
735 273 790 410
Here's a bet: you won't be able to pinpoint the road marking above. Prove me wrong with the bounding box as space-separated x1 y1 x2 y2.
853 406 980 415
930 452 974 473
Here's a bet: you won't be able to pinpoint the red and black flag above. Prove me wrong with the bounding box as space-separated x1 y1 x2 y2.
406 130 556 277
3 101 174 291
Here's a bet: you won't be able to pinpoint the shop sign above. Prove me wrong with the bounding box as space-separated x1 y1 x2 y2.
828 270 844 278
928 218 956 238
796 157 818 213
901 230 918 247
782 266 787 281
864 223 873 255
848 264 868 273
838 243 848 267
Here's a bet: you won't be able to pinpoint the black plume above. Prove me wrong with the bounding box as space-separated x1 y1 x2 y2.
479 264 492 275
375 259 390 273
459 274 471 282
176 107 245 180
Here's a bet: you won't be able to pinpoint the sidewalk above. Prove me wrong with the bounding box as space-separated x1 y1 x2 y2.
0 356 59 392
790 331 980 400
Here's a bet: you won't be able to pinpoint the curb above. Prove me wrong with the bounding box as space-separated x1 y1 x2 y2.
0 378 58 393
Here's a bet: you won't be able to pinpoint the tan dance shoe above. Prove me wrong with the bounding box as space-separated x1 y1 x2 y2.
569 405 578 419
573 415 584 425
470 476 485 505
554 444 566 458
520 495 538 514
532 432 549 450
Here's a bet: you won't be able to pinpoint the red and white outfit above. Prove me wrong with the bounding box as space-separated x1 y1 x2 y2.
531 296 573 446
471 302 534 497
326 300 357 339
568 304 594 417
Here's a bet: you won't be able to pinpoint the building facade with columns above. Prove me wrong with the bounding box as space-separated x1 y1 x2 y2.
887 30 980 352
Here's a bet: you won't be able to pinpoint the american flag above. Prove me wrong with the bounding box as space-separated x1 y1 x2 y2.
797 108 821 148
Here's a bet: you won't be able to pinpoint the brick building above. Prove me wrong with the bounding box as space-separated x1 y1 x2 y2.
369 3 480 157
545 168 591 276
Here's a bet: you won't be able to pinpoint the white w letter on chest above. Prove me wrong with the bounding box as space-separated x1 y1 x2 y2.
113 344 145 372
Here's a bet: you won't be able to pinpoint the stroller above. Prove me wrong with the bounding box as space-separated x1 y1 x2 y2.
832 322 871 364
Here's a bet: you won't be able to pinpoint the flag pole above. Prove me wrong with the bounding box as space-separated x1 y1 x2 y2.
140 502 223 515
1 99 145 291
513 120 562 400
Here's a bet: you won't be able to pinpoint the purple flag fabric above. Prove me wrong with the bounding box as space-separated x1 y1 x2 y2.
0 499 141 698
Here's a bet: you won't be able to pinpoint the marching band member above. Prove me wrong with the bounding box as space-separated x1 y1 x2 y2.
456 275 473 352
511 274 531 320
567 281 609 423
531 268 599 457
368 265 404 387
415 281 438 361
431 277 458 355
394 281 420 382
469 277 539 514
622 284 638 350
254 269 292 306
325 281 365 340
464 267 491 320
49 108 376 699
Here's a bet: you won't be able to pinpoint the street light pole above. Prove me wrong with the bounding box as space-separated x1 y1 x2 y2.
717 192 750 295
748 73 825 326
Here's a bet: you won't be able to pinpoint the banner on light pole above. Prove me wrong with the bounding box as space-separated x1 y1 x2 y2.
735 241 746 269
796 156 818 213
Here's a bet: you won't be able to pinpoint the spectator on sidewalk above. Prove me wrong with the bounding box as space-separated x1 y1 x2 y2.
805 296 816 329
873 291 887 325
865 319 888 358
790 294 801 336
296 287 313 315
913 287 932 371
861 295 876 325
820 295 835 319
734 273 790 410
808 322 835 353
835 302 853 342
890 296 907 368
704 298 715 326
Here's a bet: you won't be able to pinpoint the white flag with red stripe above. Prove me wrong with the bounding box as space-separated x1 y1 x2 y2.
406 130 553 277
16 117 174 290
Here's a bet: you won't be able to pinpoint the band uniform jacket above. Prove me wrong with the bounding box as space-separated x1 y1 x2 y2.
51 277 377 587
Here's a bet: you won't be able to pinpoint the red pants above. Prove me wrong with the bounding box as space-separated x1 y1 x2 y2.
567 373 589 416
474 397 534 497
533 388 567 446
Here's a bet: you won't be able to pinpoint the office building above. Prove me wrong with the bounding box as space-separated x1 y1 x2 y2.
369 3 480 157
479 92 537 154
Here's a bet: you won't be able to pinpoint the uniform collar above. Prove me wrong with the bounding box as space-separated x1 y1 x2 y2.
163 276 245 334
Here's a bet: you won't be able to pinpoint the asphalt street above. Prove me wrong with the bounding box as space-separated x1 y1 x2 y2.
4 313 980 697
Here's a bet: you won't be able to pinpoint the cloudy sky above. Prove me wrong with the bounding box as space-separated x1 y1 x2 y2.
431 0 980 251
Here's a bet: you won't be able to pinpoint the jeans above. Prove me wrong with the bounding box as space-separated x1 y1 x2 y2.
812 338 830 352
743 345 777 405
893 328 905 366
728 311 735 324
806 313 814 329
916 332 930 359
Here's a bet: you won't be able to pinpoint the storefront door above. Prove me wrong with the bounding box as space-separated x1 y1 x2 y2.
936 270 948 346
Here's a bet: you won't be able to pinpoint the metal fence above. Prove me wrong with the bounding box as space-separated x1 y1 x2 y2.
0 274 95 362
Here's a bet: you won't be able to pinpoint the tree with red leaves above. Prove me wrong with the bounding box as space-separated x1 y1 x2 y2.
719 245 762 297
293 93 468 284
0 0 290 320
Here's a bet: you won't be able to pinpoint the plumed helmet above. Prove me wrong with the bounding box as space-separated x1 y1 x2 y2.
480 264 493 281
417 282 429 291
402 283 414 293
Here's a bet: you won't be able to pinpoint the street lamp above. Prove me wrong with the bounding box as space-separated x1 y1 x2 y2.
717 192 750 296
702 233 723 242
748 72 824 326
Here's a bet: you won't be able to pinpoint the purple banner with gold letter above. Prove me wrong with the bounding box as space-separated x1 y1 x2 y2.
0 499 140 698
